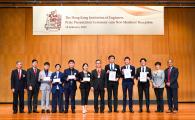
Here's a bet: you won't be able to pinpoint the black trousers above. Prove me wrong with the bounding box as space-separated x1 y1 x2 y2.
166 87 178 111
138 83 150 110
52 90 64 112
80 83 90 105
64 87 76 110
94 88 105 112
154 88 164 111
107 81 118 111
27 85 39 112
122 82 133 111
13 90 24 112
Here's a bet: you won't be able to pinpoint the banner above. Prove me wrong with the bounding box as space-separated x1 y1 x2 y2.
33 6 164 35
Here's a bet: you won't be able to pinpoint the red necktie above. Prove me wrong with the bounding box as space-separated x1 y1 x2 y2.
18 69 21 80
34 69 37 76
168 68 171 83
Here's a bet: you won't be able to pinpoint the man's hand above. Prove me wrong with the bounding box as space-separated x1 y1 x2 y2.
106 70 110 74
29 86 32 91
91 87 94 91
166 82 170 86
12 88 15 93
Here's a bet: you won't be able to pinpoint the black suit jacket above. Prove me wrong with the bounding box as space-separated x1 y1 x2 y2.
135 66 152 85
77 71 91 89
105 64 121 83
121 65 135 84
11 69 27 90
91 69 107 90
27 67 40 88
165 66 179 88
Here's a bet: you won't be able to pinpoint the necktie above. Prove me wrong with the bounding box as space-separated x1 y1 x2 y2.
34 69 37 76
142 67 144 72
97 69 101 78
18 69 21 80
168 68 171 83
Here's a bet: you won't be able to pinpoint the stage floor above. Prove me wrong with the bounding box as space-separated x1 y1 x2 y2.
0 104 194 120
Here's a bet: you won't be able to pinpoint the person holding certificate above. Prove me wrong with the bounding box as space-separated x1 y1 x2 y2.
152 62 165 113
11 61 27 114
38 62 52 113
91 59 107 113
27 59 40 113
165 59 179 113
135 58 152 113
63 60 79 113
120 57 135 113
105 55 121 113
51 64 64 113
77 63 91 114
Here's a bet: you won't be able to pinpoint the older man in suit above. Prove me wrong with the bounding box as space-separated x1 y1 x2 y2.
27 59 40 113
38 62 52 113
11 61 27 114
165 59 179 113
91 59 107 113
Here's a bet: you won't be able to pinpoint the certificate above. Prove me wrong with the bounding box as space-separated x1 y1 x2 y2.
124 69 131 79
68 75 76 79
140 72 147 82
53 78 60 83
83 77 90 82
43 77 51 81
109 71 117 81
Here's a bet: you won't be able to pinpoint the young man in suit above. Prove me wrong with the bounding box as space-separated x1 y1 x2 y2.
136 58 152 113
11 61 27 114
51 64 64 113
38 62 52 113
27 59 40 113
121 57 135 113
105 55 121 113
165 59 179 113
91 59 107 113
63 60 79 113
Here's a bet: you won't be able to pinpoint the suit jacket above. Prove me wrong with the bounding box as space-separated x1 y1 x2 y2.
27 67 40 88
121 65 135 84
11 69 27 90
91 69 107 90
63 68 79 89
51 71 64 94
38 70 52 91
165 66 179 88
105 64 121 83
77 71 91 89
135 66 152 86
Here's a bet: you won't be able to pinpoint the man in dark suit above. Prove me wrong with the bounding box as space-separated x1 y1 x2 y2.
105 55 121 113
165 59 179 113
11 61 27 114
136 58 152 113
27 59 40 113
121 57 135 113
63 59 79 113
91 59 107 113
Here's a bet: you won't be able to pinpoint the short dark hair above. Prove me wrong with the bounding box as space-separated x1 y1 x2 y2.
44 62 50 66
155 61 161 66
124 56 130 61
96 59 101 63
68 59 75 64
32 59 38 63
108 55 115 60
55 64 61 68
82 63 88 68
140 58 147 62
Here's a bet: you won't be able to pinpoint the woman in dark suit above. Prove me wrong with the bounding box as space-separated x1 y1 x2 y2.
78 63 91 114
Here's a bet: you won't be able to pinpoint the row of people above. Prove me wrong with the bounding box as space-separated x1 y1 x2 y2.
11 55 179 114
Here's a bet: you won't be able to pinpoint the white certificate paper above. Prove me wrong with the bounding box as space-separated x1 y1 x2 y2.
53 78 60 83
124 69 131 79
68 75 76 79
83 77 90 82
109 71 117 81
140 72 147 82
43 77 51 81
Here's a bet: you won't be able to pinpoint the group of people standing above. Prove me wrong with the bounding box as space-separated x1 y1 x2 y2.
11 55 179 114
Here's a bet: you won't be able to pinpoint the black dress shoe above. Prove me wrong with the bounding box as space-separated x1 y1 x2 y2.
147 109 150 113
94 111 98 113
20 111 25 113
108 110 112 113
41 109 45 113
52 111 56 113
13 111 17 114
28 111 32 114
46 110 50 113
72 110 75 113
130 109 134 113
64 110 68 113
139 109 143 113
100 111 104 113
33 110 39 113
122 110 126 113
114 110 119 113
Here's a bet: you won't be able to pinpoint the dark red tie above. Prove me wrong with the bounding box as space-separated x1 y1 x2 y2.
34 69 37 76
18 70 21 80
168 68 171 83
